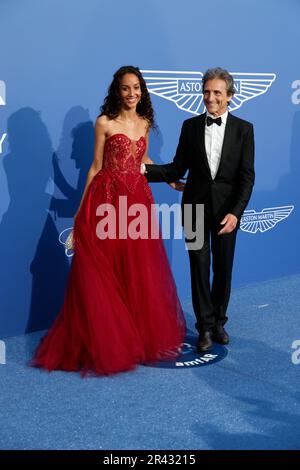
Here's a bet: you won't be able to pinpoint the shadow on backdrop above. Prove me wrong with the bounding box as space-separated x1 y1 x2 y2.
28 109 94 333
0 108 66 336
50 108 94 217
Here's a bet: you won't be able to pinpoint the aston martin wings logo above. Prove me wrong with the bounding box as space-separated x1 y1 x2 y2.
141 70 276 115
240 206 294 234
0 81 6 106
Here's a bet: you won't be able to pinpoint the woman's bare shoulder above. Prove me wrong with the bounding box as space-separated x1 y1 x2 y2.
95 115 112 134
96 114 110 125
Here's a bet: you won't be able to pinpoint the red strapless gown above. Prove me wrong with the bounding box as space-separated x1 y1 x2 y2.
32 134 186 375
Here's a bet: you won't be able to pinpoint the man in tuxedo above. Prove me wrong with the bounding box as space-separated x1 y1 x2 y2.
144 67 255 352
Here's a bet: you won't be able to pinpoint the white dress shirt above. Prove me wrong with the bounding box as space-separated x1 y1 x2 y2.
205 110 228 179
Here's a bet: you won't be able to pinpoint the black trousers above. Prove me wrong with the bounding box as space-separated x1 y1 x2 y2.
187 215 238 333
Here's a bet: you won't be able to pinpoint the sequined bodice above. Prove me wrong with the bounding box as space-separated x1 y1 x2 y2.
90 133 152 202
102 133 146 173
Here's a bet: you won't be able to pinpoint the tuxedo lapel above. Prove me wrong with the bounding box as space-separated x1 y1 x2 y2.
195 113 211 177
216 112 235 177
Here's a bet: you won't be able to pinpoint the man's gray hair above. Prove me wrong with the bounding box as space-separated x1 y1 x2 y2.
202 67 235 97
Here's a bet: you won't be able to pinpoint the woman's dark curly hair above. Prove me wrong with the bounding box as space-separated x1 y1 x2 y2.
100 66 155 128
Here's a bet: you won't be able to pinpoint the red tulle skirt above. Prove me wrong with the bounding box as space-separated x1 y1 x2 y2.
31 170 186 375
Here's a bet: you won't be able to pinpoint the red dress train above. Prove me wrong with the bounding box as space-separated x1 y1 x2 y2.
32 133 186 375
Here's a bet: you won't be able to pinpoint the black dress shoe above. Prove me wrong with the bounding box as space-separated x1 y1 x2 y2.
212 325 229 345
197 331 213 352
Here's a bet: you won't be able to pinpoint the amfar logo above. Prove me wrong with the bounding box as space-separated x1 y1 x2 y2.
240 205 294 234
0 80 6 106
141 70 276 115
146 334 227 369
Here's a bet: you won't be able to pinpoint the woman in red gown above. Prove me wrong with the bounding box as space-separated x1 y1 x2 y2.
32 66 186 375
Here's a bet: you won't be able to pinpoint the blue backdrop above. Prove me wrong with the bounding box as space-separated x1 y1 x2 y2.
0 0 299 337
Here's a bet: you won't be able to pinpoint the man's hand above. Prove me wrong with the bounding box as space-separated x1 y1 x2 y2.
168 180 185 191
218 213 238 235
140 163 147 175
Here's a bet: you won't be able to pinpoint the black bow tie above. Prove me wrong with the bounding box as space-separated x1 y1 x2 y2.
206 116 222 127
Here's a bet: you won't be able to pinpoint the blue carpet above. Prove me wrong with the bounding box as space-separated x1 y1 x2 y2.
1 275 300 450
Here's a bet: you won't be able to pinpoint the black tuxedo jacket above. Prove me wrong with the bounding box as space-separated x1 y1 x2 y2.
146 112 255 222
